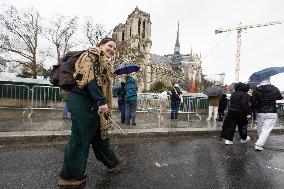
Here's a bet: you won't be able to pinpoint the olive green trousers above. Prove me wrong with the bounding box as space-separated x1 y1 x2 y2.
60 94 118 180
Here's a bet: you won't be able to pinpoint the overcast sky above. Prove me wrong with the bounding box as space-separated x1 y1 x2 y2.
2 0 284 90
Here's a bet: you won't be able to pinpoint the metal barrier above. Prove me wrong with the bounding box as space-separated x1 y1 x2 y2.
1 83 282 122
137 94 207 122
31 85 62 109
137 96 152 112
196 97 209 113
137 94 171 112
179 96 201 121
0 84 30 108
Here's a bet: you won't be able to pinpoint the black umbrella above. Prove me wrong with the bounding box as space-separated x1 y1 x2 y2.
204 86 223 97
248 66 284 83
114 61 140 75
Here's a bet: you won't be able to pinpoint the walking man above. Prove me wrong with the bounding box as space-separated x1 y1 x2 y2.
252 78 283 151
170 84 182 120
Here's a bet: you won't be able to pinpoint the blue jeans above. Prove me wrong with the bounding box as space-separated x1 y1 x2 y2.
125 101 137 124
239 124 247 140
171 101 181 119
119 104 126 123
62 102 68 119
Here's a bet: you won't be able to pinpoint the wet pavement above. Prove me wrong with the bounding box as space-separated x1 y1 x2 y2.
1 134 284 189
1 108 284 188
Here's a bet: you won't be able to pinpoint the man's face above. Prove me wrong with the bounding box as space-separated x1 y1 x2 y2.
100 41 117 58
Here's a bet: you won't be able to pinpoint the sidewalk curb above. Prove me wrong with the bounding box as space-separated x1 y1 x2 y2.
1 127 284 145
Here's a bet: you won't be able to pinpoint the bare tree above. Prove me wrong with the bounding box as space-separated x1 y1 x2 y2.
83 17 110 47
0 56 6 71
45 14 78 64
0 5 43 78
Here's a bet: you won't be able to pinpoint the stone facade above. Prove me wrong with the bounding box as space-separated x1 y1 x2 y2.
112 7 202 92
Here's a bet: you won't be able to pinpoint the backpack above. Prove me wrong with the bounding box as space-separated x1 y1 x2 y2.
49 50 85 90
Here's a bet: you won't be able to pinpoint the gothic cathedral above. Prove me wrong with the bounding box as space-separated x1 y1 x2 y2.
112 7 202 92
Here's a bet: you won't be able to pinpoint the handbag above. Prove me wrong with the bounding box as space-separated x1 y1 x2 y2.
179 94 183 103
174 88 183 102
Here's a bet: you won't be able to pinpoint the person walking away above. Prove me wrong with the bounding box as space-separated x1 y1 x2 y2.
117 82 126 123
170 84 182 120
58 38 127 187
220 82 251 145
252 78 283 151
216 93 228 121
124 75 138 126
205 83 222 122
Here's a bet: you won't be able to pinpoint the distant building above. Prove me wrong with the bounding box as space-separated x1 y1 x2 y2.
112 7 202 91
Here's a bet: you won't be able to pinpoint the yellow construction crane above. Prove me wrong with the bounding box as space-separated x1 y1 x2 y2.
215 21 284 82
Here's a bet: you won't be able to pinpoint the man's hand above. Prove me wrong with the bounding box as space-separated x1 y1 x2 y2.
98 104 109 113
247 115 252 119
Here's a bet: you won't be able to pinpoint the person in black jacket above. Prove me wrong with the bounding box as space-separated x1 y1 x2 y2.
252 78 283 151
220 82 251 145
170 84 182 120
117 82 126 123
216 93 228 121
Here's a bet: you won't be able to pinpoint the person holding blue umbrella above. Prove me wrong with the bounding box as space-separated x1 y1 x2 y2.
124 74 138 125
248 66 284 151
252 77 283 151
114 61 140 126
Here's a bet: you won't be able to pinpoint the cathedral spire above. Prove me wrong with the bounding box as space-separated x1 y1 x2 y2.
174 21 180 54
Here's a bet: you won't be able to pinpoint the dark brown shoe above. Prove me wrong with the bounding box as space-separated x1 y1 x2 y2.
58 178 86 187
107 157 127 172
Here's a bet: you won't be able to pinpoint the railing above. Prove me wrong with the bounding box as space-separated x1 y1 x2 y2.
0 84 30 108
31 85 62 109
0 83 282 122
136 94 208 122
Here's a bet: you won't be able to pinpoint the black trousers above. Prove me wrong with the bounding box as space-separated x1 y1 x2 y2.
220 110 248 141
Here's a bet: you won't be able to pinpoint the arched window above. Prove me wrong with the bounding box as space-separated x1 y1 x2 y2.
138 19 141 35
122 31 125 41
142 21 146 38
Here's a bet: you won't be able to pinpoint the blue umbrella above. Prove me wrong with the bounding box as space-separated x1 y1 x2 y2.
114 61 140 75
248 66 284 83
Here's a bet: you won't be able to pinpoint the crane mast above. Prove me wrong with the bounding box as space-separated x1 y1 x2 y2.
215 21 284 83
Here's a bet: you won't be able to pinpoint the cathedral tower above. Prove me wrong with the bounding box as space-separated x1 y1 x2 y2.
112 7 152 91
174 21 180 54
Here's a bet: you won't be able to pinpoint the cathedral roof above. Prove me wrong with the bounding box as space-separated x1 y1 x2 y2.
128 6 150 19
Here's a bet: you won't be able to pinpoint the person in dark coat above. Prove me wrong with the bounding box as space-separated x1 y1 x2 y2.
252 78 283 151
117 82 126 123
170 84 182 120
248 89 257 124
216 93 228 121
220 82 251 145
